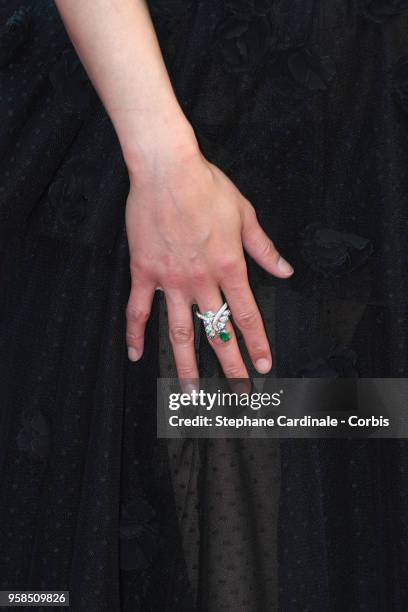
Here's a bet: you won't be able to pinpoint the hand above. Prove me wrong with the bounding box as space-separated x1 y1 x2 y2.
125 140 294 379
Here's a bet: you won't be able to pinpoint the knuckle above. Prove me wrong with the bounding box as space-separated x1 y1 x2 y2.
219 255 242 276
126 305 150 325
258 238 276 259
165 271 186 289
223 363 245 378
260 238 273 255
169 325 194 345
251 344 268 357
192 266 210 287
245 200 257 217
130 258 151 278
177 365 197 378
126 331 143 345
235 310 259 328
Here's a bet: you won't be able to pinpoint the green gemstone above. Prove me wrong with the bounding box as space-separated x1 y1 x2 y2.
219 331 231 343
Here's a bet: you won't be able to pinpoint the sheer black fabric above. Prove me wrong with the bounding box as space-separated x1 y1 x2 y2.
0 1 408 610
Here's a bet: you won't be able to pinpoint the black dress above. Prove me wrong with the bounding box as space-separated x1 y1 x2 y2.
1 1 408 610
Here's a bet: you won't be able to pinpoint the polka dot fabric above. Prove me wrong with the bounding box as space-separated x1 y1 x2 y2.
1 0 408 610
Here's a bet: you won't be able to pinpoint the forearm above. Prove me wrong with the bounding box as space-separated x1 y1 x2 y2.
54 0 197 175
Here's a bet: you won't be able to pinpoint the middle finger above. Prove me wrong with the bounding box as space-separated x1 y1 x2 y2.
194 286 249 379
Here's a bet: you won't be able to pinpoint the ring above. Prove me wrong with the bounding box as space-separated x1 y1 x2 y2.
195 302 231 342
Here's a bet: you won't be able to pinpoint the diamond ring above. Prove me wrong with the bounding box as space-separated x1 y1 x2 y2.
195 302 231 342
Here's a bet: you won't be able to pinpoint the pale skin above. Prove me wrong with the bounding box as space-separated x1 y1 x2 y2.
54 0 294 379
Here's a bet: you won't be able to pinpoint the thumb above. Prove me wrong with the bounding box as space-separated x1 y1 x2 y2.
241 203 294 278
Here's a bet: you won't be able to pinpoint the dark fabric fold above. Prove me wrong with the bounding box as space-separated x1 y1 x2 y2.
1 1 408 610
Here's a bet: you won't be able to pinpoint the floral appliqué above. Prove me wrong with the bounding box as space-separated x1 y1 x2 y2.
359 0 408 22
46 156 93 231
215 4 276 73
301 223 373 278
119 495 160 571
288 47 336 91
0 7 32 69
294 336 358 377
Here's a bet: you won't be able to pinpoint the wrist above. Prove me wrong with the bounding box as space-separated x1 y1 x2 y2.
118 110 200 181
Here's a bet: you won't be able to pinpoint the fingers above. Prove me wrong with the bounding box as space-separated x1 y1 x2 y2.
222 270 272 374
241 203 294 278
126 277 156 362
194 287 249 379
166 292 199 380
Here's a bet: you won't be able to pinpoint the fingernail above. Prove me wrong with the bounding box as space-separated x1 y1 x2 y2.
230 379 252 396
277 256 294 276
255 358 271 373
128 347 141 362
182 382 199 396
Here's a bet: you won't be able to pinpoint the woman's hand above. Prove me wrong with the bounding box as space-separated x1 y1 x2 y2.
125 139 294 379
52 0 293 378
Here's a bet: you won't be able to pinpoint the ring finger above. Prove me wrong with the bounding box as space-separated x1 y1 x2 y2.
194 287 249 379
